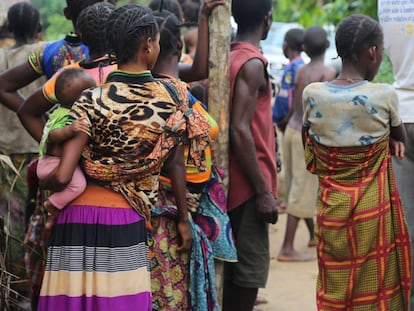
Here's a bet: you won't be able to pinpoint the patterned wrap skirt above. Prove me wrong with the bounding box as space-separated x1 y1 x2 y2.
305 134 412 311
37 185 151 311
150 165 237 311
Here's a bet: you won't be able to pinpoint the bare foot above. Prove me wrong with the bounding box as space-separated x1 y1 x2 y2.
308 238 317 247
277 250 316 262
255 295 268 305
277 201 287 214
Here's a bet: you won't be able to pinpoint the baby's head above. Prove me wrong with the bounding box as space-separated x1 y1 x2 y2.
55 68 96 109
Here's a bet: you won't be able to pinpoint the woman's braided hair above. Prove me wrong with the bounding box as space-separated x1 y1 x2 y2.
153 10 183 58
105 4 158 65
149 0 183 21
7 2 40 42
77 2 115 56
335 14 383 62
66 0 104 27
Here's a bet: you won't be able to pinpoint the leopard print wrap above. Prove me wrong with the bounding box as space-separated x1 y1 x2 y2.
69 72 210 219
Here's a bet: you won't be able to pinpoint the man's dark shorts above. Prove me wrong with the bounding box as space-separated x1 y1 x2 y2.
224 197 270 288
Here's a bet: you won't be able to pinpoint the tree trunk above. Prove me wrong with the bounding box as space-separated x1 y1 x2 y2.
208 2 231 310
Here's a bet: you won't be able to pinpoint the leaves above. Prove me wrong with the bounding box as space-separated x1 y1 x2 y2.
273 0 378 27
0 155 21 178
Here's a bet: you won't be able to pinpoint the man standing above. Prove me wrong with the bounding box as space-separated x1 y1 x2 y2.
223 0 278 310
378 1 414 309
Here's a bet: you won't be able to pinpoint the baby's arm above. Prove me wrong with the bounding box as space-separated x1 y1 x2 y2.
48 119 88 144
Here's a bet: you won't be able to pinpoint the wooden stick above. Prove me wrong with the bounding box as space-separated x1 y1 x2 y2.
208 2 231 309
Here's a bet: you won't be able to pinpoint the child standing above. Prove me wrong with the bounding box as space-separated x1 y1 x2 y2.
37 68 96 222
303 14 411 310
272 28 304 214
277 26 337 262
272 28 304 131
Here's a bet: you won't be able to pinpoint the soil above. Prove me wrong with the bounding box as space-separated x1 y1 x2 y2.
257 213 318 311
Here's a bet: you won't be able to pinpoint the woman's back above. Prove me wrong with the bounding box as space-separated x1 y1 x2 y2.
0 41 46 154
75 76 178 161
303 81 401 147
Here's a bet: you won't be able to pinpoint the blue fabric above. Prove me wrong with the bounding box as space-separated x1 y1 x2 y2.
188 91 208 110
273 57 304 123
193 166 237 262
42 37 89 79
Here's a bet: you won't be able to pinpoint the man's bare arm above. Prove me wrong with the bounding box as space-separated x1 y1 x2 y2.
230 58 277 224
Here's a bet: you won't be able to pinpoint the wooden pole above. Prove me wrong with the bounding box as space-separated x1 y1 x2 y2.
208 1 231 189
208 1 231 310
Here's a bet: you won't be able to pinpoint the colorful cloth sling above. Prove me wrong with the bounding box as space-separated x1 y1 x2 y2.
305 132 412 310
78 71 211 221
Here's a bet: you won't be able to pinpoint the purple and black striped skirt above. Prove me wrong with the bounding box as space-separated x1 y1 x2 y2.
37 185 152 311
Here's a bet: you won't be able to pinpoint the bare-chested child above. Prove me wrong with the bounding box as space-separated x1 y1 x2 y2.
277 26 337 262
36 68 96 226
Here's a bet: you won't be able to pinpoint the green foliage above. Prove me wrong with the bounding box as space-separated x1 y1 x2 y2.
44 14 72 41
272 0 393 83
273 0 378 27
31 0 152 41
373 51 395 84
32 0 71 40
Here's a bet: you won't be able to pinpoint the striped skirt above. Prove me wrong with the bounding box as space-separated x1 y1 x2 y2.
37 185 151 311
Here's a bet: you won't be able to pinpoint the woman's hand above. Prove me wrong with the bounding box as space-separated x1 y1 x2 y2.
177 219 193 253
390 138 405 160
199 0 226 19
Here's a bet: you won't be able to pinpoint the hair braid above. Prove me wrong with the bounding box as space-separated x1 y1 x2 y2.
153 10 182 58
149 0 183 21
348 17 365 61
105 4 158 65
77 2 115 56
66 0 106 27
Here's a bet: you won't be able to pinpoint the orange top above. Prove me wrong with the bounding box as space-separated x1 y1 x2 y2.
160 100 218 184
42 58 116 104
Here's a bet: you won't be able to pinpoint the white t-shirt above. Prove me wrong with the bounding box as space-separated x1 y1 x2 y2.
378 0 414 123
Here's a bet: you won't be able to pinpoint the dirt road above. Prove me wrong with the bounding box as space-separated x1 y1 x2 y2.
258 213 318 311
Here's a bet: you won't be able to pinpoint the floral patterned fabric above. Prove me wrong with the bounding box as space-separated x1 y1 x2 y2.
151 183 219 311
